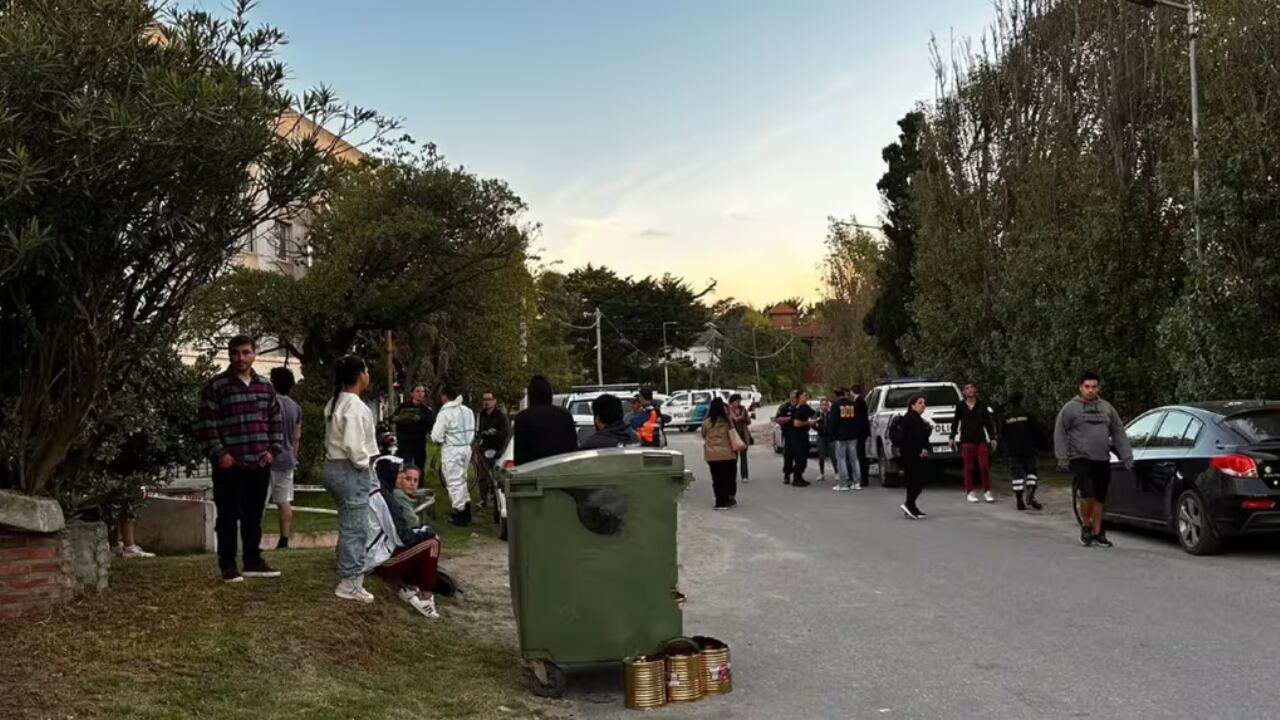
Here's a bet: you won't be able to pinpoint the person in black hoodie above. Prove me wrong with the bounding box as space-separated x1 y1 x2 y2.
899 394 934 519
1000 391 1042 511
580 394 639 449
513 375 579 465
850 384 871 487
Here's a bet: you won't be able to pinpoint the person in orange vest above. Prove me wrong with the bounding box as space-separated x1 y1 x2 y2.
629 389 665 447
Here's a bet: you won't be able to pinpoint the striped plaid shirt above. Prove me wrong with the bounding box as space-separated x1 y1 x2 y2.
198 370 284 466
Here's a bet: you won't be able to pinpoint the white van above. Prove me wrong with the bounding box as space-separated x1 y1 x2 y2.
664 388 759 431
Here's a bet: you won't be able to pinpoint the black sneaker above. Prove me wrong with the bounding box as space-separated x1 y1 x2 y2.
242 559 281 578
1027 498 1043 511
276 536 289 550
1093 533 1114 548
792 479 811 488
914 508 927 517
221 565 244 583
1080 527 1095 547
783 476 792 485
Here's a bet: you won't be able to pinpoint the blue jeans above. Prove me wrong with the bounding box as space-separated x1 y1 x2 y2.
321 459 371 580
833 440 862 487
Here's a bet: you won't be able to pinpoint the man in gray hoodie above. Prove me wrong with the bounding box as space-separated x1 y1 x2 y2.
1054 372 1134 548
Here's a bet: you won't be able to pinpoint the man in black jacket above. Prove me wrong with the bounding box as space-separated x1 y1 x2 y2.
513 375 579 465
580 394 639 450
1000 392 1042 511
475 390 510 507
850 384 871 487
949 382 998 503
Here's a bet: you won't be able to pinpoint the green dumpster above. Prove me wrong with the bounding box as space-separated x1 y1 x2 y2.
503 448 694 698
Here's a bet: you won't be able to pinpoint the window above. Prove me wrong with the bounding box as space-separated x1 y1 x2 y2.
1225 410 1280 444
1150 412 1196 449
883 386 962 409
246 226 258 254
692 392 711 405
568 400 593 416
1182 417 1205 447
668 392 689 407
1125 412 1165 449
866 389 883 412
274 220 292 259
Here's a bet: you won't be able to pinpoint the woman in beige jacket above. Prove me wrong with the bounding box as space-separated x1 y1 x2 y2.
701 398 739 510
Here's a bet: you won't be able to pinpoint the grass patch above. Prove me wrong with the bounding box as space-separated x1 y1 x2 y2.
3 546 557 720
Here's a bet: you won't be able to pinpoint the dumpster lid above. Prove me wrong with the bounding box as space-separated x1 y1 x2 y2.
507 448 686 478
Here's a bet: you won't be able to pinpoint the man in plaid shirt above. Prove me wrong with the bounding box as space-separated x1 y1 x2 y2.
198 336 285 583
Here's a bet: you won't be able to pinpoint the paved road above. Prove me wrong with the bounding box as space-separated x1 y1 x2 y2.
569 421 1280 719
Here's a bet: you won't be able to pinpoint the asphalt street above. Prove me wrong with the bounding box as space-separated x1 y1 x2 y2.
568 417 1280 720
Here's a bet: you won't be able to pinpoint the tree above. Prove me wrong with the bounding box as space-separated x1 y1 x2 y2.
187 145 532 395
864 110 925 374
0 0 375 496
562 266 714 385
524 270 586 392
817 217 888 387
712 304 809 399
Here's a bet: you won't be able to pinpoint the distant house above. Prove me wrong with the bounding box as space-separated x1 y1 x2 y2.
676 327 723 368
766 302 823 383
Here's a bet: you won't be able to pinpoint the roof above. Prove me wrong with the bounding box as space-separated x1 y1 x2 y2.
767 303 798 316
1175 400 1279 416
792 321 822 340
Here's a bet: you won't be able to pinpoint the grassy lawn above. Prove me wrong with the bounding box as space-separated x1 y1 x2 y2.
3 542 562 720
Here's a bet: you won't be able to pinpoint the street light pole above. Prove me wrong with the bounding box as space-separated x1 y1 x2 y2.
661 321 677 395
594 307 604 385
1126 0 1203 263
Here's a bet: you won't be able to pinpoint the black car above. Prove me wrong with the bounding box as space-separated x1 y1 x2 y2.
1073 401 1280 555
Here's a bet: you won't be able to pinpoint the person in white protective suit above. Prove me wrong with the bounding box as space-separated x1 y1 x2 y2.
431 387 477 526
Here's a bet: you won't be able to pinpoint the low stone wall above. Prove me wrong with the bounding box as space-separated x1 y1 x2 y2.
135 495 216 554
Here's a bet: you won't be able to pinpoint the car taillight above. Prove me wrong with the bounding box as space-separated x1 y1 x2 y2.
1241 498 1275 510
501 460 514 470
1211 454 1259 478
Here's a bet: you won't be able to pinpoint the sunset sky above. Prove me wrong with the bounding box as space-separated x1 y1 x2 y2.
198 0 994 306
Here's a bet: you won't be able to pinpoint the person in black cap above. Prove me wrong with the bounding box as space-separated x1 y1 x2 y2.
580 394 639 449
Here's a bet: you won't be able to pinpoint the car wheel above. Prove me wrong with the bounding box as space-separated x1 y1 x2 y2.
1176 489 1222 555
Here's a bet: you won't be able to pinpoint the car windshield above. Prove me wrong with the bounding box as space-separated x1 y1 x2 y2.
1224 409 1280 444
568 400 593 416
883 386 962 408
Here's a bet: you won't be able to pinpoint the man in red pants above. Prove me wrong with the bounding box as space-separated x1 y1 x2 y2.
949 383 998 503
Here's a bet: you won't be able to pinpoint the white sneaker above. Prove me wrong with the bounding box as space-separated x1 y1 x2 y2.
984 491 996 503
966 491 980 503
818 474 826 482
121 545 155 558
335 577 375 604
900 504 919 519
409 593 440 619
397 585 420 603
741 477 750 484
832 484 849 492
851 483 863 491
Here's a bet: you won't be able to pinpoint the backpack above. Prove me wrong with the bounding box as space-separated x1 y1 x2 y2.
888 414 907 448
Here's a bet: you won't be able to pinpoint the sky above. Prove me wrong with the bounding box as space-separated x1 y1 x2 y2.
195 1 995 306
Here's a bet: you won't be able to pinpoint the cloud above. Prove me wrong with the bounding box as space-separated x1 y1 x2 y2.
636 228 669 238
722 203 757 222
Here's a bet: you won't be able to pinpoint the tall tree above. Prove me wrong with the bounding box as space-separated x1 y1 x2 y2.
187 145 532 393
817 217 889 387
864 110 925 373
0 0 375 496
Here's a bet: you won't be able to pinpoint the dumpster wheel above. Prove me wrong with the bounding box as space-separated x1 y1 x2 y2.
525 659 567 698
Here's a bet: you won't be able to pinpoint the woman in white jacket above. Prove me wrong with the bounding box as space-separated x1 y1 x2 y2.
321 355 379 603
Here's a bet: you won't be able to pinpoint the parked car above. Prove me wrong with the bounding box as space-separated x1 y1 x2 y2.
773 400 821 456
1073 400 1280 555
864 378 964 486
666 388 761 431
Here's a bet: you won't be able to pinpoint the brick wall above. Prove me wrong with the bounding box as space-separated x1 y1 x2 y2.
0 528 71 620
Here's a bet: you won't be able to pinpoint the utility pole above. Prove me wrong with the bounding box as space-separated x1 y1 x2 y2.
662 321 677 395
594 307 604 385
385 330 396 415
751 326 761 386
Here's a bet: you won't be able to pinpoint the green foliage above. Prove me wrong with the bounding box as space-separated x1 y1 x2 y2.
563 265 714 385
525 270 585 393
895 0 1280 418
817 217 889 388
0 0 374 496
712 305 810 399
61 349 209 517
864 111 924 373
187 143 533 403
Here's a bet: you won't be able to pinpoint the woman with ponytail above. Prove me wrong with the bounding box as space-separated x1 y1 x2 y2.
321 355 379 603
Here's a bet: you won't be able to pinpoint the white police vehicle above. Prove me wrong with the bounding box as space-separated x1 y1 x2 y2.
865 378 963 486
